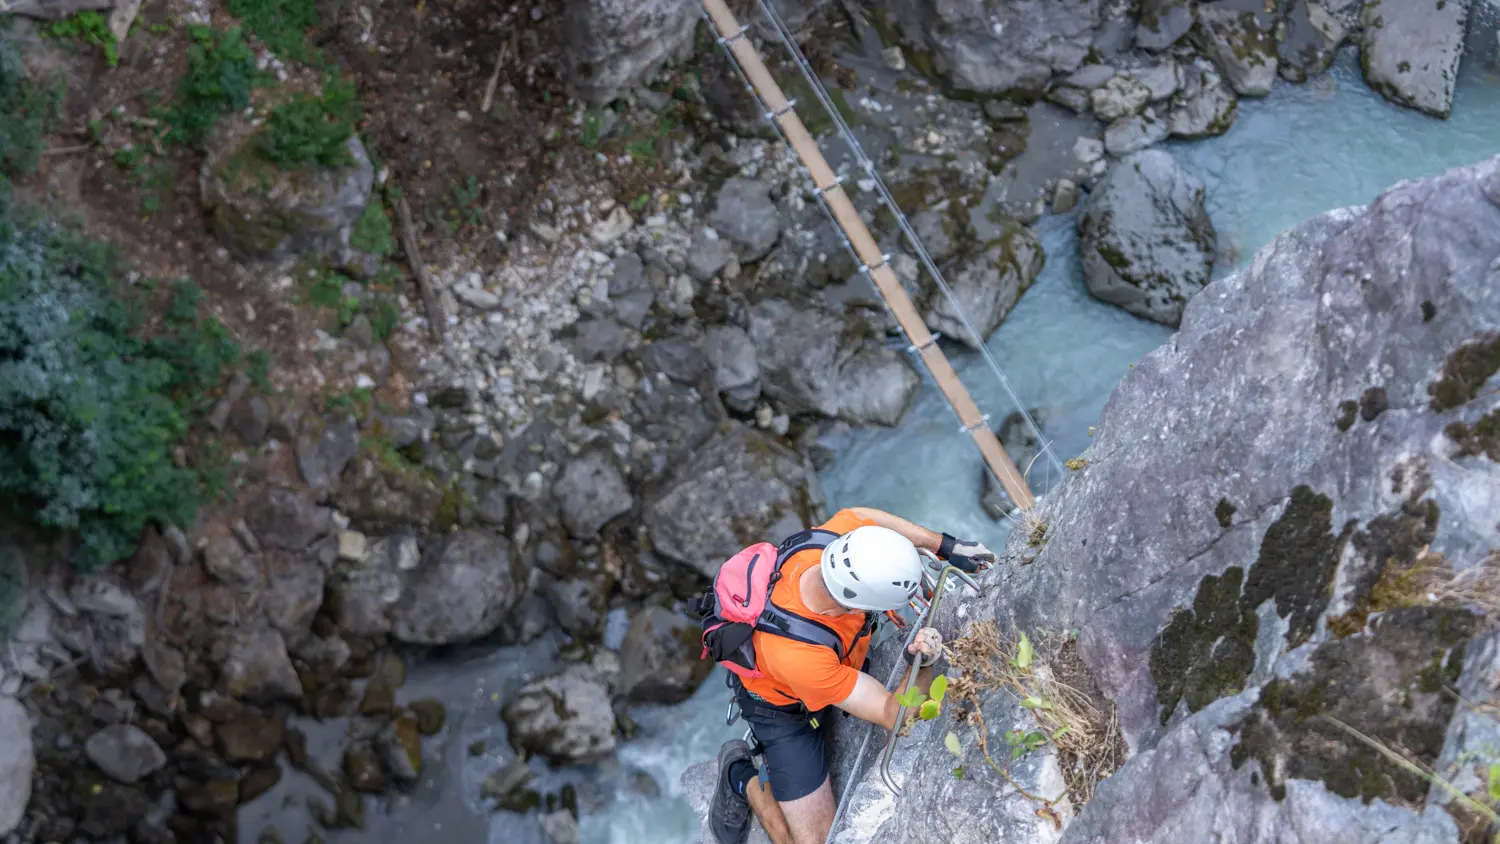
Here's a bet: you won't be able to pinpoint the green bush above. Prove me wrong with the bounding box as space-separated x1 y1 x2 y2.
42 11 119 67
349 197 394 256
164 26 258 148
0 204 238 570
0 34 59 178
0 549 23 636
227 0 317 61
254 75 362 169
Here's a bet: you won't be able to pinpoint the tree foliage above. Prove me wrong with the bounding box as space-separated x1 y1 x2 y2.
0 32 59 178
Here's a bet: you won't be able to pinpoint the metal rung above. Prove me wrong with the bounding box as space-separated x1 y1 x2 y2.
716 25 750 45
908 333 941 353
765 100 798 119
860 254 892 275
813 175 846 195
959 415 992 434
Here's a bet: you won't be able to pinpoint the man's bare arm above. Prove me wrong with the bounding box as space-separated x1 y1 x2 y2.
847 507 942 552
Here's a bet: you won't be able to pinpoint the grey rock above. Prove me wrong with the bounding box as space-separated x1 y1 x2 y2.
262 551 326 639
141 639 187 699
875 0 1102 98
390 531 523 645
748 299 919 426
544 574 611 640
539 810 581 844
1079 149 1216 326
1136 0 1195 50
618 606 714 704
707 179 780 262
1167 63 1239 138
296 417 361 490
644 425 811 578
1091 75 1152 121
222 625 303 703
554 449 634 537
502 666 617 763
453 284 501 311
203 537 260 586
1277 0 1357 82
1431 633 1500 816
229 395 270 446
85 724 166 784
246 487 333 551
612 289 656 330
1191 2 1278 97
925 220 1044 347
1360 0 1473 118
0 699 31 836
637 339 708 384
202 126 374 261
335 452 446 531
163 523 193 565
1053 178 1081 214
1124 61 1182 101
208 372 251 432
383 410 433 448
344 313 375 348
1063 63 1117 89
1103 108 1169 156
570 318 631 363
686 227 734 283
1045 84 1092 113
564 0 698 105
610 252 645 294
706 324 761 414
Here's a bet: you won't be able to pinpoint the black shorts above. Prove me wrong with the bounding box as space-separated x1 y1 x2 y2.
738 691 831 802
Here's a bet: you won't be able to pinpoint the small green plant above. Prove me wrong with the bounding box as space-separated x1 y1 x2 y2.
227 0 318 60
164 26 258 147
350 198 395 256
446 175 485 231
0 35 60 178
327 387 372 416
246 348 271 390
581 109 603 149
368 295 399 341
628 193 650 213
43 11 118 67
1004 728 1049 761
254 75 362 169
893 673 949 721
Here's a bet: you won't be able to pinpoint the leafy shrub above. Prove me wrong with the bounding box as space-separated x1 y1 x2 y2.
0 204 238 570
164 26 258 148
254 75 362 169
0 549 23 637
42 11 118 67
227 0 317 61
0 34 59 178
349 197 394 256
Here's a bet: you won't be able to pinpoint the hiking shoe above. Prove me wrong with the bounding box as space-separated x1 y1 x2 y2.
709 739 754 844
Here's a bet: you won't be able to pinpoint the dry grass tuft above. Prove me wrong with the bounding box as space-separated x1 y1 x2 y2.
947 619 1126 805
1414 550 1500 621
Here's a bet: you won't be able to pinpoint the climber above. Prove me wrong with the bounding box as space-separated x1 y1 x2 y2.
706 507 995 844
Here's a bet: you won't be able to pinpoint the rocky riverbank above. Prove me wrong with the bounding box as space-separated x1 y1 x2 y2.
0 1 1496 843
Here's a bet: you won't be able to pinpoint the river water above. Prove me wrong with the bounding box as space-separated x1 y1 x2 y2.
240 14 1500 844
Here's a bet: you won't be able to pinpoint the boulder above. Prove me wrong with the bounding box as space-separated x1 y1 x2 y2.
1167 62 1238 139
203 537 260 587
221 625 303 703
246 487 332 552
874 0 1102 98
563 0 698 104
1136 0 1195 50
686 227 733 283
335 452 447 532
618 606 715 704
1079 149 1217 326
502 666 617 764
644 425 812 578
925 220 1044 348
1091 75 1152 122
706 324 761 414
376 714 422 782
1277 0 1358 82
389 531 523 645
261 550 326 640
85 724 167 784
544 573 612 640
201 121 374 261
1190 2 1278 97
748 298 919 426
707 179 780 263
554 448 634 537
0 700 32 835
216 713 284 764
1104 109 1169 156
1360 0 1474 118
295 417 361 490
637 339 708 385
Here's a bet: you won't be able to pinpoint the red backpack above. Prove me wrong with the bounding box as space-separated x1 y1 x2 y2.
696 528 874 680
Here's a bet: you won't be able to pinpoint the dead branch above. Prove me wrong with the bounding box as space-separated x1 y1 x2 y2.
394 194 446 344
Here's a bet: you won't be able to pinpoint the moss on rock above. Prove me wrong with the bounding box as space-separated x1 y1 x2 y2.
1428 331 1500 412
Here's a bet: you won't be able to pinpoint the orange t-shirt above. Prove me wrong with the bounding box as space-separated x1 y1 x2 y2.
740 509 878 711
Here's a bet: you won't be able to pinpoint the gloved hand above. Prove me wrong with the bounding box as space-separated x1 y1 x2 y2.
939 533 996 573
903 626 943 666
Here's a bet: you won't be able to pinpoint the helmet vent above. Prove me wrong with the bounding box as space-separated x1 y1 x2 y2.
843 557 852 568
848 572 860 581
843 587 858 600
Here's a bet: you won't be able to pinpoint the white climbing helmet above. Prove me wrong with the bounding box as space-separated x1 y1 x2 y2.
820 526 924 612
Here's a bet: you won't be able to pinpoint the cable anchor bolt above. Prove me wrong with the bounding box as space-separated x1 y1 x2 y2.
859 253 893 275
765 100 798 120
959 415 992 434
716 25 750 46
907 333 942 353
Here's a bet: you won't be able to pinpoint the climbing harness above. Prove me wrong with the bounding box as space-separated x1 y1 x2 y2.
699 0 1069 513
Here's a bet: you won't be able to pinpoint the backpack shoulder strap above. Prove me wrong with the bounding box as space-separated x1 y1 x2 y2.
756 527 863 661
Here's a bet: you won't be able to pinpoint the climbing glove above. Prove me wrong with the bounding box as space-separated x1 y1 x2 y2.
903 626 943 666
938 533 996 573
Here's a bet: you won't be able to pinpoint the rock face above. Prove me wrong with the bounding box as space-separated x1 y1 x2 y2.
0 699 31 836
553 449 634 537
201 124 374 260
706 325 762 415
618 606 715 704
563 0 698 104
875 0 1102 98
502 666 617 764
1360 0 1474 118
748 299 919 425
1190 2 1279 97
644 425 813 578
925 220 1044 347
1078 150 1216 326
390 531 523 645
687 151 1500 844
1136 0 1195 50
221 625 303 703
707 179 781 262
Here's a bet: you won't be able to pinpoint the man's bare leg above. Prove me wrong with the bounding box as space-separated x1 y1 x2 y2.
776 778 836 844
745 776 795 844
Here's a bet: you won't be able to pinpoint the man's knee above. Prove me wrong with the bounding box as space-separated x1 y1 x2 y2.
779 778 835 844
